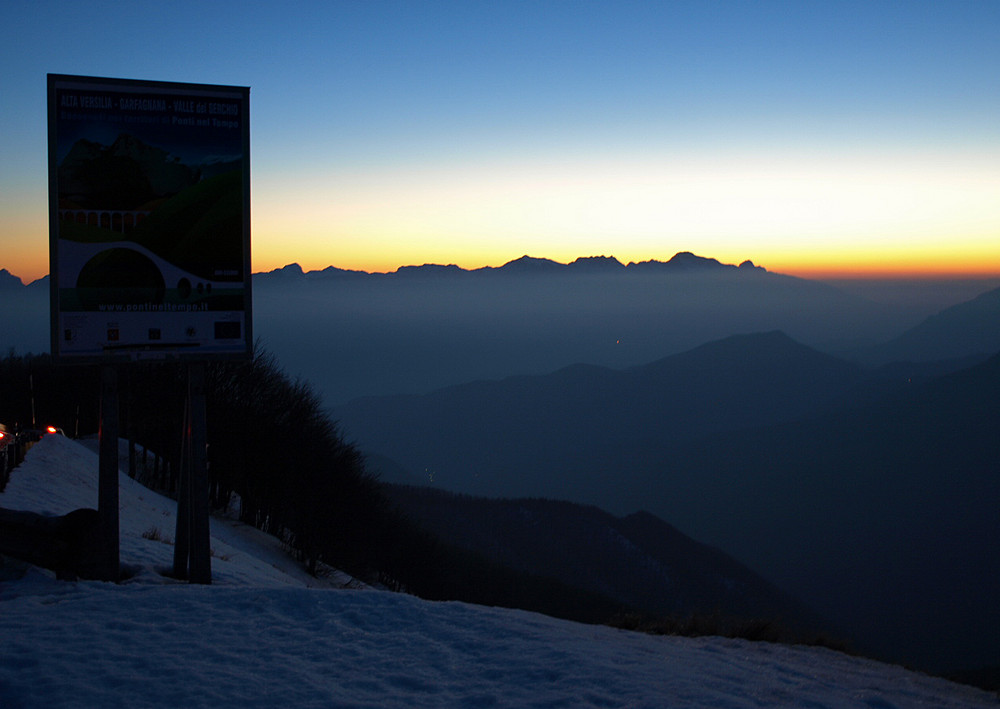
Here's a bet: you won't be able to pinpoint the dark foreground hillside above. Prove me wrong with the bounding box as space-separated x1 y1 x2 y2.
385 486 827 640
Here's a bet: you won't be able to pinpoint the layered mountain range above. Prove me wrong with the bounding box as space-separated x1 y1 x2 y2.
261 251 766 281
336 331 1000 673
254 253 961 404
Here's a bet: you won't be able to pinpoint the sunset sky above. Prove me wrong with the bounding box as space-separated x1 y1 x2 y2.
2 1 999 283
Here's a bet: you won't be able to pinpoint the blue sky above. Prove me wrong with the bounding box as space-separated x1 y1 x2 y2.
3 1 999 281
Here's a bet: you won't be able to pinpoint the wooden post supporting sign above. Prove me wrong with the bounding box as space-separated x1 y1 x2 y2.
98 365 119 582
173 363 211 584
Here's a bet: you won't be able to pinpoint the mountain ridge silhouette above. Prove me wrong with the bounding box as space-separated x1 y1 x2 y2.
385 485 824 632
256 251 767 281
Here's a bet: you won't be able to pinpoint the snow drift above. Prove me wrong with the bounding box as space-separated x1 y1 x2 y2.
1 435 995 708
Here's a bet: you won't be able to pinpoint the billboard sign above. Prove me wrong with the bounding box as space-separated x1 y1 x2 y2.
47 74 251 360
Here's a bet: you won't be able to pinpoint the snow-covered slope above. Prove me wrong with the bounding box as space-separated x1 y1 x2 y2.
1 435 996 708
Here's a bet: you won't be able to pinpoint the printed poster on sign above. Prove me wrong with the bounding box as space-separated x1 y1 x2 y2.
48 74 251 360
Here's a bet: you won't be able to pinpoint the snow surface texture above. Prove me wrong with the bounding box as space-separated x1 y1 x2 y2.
1 436 996 708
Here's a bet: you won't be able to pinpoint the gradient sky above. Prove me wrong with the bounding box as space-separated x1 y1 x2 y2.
2 0 999 283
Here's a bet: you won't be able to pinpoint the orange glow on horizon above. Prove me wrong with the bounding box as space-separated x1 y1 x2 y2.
6 250 999 283
6 214 998 283
772 262 1000 280
251 250 1000 280
6 233 999 282
761 245 1000 280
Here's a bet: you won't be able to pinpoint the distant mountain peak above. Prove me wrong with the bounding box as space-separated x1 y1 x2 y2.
625 331 863 386
307 265 371 280
666 251 725 269
688 330 809 357
394 263 467 278
0 268 25 288
567 255 625 272
498 255 565 273
625 252 749 273
259 263 305 281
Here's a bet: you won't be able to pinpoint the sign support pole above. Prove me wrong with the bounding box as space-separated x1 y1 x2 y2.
98 364 120 582
173 363 211 583
173 395 191 579
188 362 211 584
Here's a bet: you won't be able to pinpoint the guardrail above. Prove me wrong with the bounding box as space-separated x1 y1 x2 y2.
0 428 61 491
